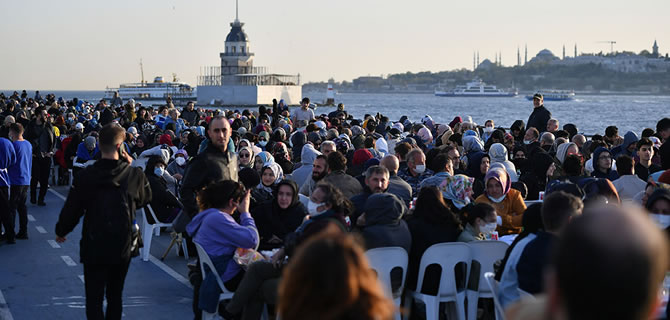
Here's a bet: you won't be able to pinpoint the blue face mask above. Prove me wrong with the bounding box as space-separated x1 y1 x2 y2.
154 167 164 177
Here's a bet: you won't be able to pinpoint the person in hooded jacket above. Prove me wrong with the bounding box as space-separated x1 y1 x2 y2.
359 193 411 253
475 167 526 235
252 180 307 250
610 131 639 159
591 147 619 181
465 152 490 199
288 143 321 188
520 152 557 200
489 143 519 182
76 136 99 162
144 156 182 224
510 120 526 144
167 149 188 181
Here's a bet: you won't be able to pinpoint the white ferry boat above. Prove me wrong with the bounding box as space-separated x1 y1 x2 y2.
105 75 196 102
435 79 517 97
525 90 576 101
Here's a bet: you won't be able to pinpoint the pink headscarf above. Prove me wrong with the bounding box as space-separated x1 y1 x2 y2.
484 167 511 196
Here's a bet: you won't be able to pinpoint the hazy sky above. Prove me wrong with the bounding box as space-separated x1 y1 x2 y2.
1 0 667 90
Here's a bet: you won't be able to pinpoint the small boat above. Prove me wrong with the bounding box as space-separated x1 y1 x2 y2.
525 90 575 101
435 79 517 97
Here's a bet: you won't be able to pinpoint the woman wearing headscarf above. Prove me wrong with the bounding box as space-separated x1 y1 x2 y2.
510 120 526 144
520 152 557 200
254 151 275 174
475 167 526 235
488 143 519 182
252 180 307 250
465 152 490 199
144 156 182 224
258 162 284 195
461 134 485 169
237 146 255 170
439 174 475 214
555 142 580 165
272 141 293 174
257 131 270 151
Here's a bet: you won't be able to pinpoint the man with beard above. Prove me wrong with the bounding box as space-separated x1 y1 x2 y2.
299 154 328 197
350 165 390 228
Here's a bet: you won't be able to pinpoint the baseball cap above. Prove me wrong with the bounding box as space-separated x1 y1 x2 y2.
75 123 84 130
533 93 543 100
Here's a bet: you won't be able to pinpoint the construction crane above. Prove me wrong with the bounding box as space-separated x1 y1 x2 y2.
596 41 617 55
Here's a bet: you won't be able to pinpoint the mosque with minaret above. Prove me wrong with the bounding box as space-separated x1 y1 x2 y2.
197 1 302 105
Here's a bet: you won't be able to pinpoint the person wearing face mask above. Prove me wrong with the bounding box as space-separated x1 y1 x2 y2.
257 131 270 150
475 167 526 235
458 202 498 242
167 149 188 182
645 188 670 231
251 180 307 250
481 120 495 142
398 148 432 196
144 156 182 224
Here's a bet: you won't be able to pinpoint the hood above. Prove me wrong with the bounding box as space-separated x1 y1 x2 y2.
90 159 133 187
274 180 301 210
592 147 610 173
555 142 577 164
488 143 509 163
375 137 389 155
133 145 171 170
186 208 219 237
465 151 488 179
364 193 406 225
622 131 639 151
531 152 555 178
300 143 321 165
462 135 484 154
511 120 525 132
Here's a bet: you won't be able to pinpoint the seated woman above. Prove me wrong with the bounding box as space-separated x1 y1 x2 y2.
254 151 275 174
439 174 475 215
144 156 182 224
185 180 259 316
457 202 498 242
475 166 526 235
591 147 619 181
278 232 395 320
257 162 283 196
252 180 307 250
405 186 462 294
465 152 490 199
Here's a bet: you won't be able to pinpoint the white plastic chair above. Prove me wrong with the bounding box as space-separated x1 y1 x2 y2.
466 241 509 320
366 247 409 320
404 242 472 320
194 242 235 320
139 205 188 262
484 272 506 320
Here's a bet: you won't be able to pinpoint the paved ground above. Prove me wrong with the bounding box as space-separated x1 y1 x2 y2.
0 185 196 320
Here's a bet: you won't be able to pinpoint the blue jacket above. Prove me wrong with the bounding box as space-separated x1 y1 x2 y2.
76 142 99 161
0 138 16 187
9 140 32 186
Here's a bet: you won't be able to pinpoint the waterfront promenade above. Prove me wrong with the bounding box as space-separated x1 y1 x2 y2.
0 185 194 320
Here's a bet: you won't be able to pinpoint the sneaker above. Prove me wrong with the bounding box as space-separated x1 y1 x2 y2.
16 232 28 240
30 197 36 204
38 201 46 206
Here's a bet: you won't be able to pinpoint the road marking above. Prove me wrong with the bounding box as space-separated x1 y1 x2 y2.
78 275 85 284
28 214 36 222
0 287 15 320
60 256 77 267
148 255 192 288
47 240 61 249
48 189 67 201
35 226 47 234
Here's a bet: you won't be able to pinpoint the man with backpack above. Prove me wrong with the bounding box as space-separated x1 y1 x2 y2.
55 123 152 320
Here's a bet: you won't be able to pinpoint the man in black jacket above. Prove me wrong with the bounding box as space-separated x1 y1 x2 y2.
526 93 552 134
55 124 151 320
25 108 55 205
180 115 238 218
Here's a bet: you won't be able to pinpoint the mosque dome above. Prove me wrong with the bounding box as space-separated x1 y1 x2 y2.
536 49 556 58
225 22 248 42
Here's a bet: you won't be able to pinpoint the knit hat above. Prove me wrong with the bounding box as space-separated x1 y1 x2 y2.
84 136 96 150
353 149 373 166
364 193 406 225
159 134 173 146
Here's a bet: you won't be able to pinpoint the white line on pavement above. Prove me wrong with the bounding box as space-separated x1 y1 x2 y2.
47 240 61 249
27 214 36 222
148 256 192 289
48 189 67 201
78 275 85 284
60 256 77 267
0 287 15 320
35 226 47 234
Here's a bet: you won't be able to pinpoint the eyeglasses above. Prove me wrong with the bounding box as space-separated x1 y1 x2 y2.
598 155 611 160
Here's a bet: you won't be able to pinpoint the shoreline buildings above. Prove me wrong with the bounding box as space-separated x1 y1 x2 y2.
196 3 301 105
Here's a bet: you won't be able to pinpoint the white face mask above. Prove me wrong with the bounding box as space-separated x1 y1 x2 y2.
154 166 165 177
484 127 494 133
414 164 426 174
258 140 268 147
307 200 325 216
523 140 533 145
650 214 670 229
487 194 506 203
175 157 186 166
479 222 498 235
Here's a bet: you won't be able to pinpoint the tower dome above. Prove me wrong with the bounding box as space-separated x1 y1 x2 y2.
225 21 248 43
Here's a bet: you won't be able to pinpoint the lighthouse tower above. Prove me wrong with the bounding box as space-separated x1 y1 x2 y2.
220 0 254 75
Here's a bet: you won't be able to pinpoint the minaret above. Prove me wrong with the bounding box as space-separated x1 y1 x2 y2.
473 51 476 70
574 43 577 58
653 40 659 58
477 51 480 67
563 45 566 60
524 44 528 65
517 46 521 66
220 0 254 75
499 51 502 66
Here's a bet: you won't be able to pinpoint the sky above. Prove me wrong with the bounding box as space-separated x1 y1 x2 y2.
1 0 668 90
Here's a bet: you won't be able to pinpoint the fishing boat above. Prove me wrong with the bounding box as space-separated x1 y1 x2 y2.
435 79 517 97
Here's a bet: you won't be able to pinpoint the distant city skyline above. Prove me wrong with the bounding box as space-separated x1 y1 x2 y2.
0 0 668 90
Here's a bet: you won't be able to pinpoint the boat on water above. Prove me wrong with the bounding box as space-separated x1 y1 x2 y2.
435 79 517 97
105 75 196 103
525 90 576 101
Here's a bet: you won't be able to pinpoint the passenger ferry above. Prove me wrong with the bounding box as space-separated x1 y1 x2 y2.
105 74 196 103
525 90 576 101
435 79 517 97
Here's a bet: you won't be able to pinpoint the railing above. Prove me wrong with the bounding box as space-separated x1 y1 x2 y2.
198 66 300 87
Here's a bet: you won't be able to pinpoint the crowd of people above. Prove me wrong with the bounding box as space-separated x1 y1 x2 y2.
1 89 669 320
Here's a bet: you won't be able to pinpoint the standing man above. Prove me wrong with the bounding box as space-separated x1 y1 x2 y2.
8 123 32 239
55 124 151 320
526 93 552 133
25 108 55 206
180 115 238 218
0 136 17 244
291 97 315 127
